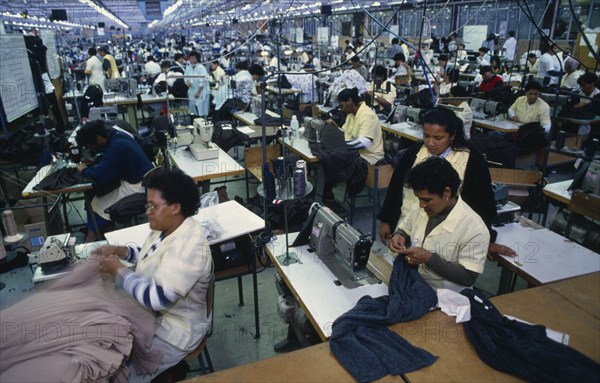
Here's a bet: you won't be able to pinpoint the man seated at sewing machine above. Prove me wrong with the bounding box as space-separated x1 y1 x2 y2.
76 120 154 242
366 65 397 115
389 157 489 292
508 81 552 133
478 65 504 94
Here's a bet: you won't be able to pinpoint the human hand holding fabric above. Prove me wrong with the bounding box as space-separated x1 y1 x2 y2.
388 234 407 253
397 247 432 265
98 255 125 277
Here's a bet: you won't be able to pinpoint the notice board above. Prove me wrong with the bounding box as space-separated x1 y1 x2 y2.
0 35 39 122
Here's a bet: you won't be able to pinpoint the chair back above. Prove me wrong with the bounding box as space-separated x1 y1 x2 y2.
244 145 281 182
366 163 394 189
489 168 543 187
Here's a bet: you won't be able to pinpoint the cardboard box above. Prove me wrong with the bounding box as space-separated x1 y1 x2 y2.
11 197 58 251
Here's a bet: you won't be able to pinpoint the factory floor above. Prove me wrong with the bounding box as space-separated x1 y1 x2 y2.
0 147 574 380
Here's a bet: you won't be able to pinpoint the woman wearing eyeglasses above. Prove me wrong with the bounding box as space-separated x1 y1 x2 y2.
94 170 213 382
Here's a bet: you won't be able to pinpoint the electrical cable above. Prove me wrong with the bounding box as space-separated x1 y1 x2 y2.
517 0 589 70
447 0 490 37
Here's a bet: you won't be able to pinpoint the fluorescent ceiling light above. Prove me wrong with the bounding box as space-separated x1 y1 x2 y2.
78 0 128 29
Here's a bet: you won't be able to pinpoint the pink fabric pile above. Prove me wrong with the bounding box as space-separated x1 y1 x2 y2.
0 259 162 382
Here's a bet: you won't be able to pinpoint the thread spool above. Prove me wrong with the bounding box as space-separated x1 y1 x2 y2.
2 210 23 243
276 156 285 178
294 169 306 197
296 160 307 183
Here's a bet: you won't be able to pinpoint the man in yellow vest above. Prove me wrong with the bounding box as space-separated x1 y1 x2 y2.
98 45 121 79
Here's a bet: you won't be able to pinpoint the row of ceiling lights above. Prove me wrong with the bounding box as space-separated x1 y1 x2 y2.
1 11 96 29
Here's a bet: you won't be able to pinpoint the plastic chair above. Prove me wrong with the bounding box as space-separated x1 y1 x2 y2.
343 163 394 239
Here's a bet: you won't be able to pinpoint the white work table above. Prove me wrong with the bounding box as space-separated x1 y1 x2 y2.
381 121 423 141
278 136 319 163
233 110 281 126
266 233 388 340
494 218 600 292
543 179 573 205
105 200 264 248
473 118 520 133
168 147 244 182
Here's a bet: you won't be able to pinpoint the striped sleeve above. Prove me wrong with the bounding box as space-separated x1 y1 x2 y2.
125 246 141 263
116 269 180 311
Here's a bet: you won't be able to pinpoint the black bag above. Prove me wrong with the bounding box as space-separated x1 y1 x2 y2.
169 78 189 99
154 81 168 94
212 120 249 152
469 132 517 168
210 235 255 272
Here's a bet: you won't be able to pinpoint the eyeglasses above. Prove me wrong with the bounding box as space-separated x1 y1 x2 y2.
145 202 167 213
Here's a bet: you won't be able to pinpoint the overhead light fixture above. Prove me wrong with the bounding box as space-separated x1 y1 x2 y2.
2 11 94 29
164 0 183 17
77 0 128 29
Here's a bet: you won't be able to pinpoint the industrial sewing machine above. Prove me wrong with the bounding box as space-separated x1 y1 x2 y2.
471 97 505 120
307 203 378 288
395 105 422 129
189 118 219 161
38 234 71 272
302 117 325 143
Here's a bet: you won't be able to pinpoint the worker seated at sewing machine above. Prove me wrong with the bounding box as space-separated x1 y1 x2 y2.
389 157 489 292
76 120 154 242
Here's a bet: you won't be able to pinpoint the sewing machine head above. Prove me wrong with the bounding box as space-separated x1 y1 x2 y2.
308 203 372 276
396 105 422 129
470 98 487 118
39 235 70 271
105 79 121 93
189 118 219 160
484 100 502 119
193 118 214 148
303 117 325 143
